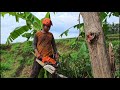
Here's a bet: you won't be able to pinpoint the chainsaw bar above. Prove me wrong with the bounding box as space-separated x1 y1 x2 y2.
36 58 68 78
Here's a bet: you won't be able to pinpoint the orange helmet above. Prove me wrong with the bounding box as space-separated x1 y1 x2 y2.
42 18 53 27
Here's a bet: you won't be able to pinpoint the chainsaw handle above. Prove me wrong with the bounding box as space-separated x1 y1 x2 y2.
36 58 45 66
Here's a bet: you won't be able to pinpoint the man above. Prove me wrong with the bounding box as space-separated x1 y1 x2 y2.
30 18 59 78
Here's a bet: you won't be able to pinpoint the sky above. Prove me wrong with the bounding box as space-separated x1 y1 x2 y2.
1 12 119 44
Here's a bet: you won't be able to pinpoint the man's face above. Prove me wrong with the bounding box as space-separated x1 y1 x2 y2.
43 25 51 32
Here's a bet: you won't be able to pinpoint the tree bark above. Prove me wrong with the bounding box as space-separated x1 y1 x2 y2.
108 42 115 76
80 12 112 78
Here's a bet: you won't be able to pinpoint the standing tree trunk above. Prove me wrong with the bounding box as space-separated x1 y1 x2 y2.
108 42 115 76
80 12 112 78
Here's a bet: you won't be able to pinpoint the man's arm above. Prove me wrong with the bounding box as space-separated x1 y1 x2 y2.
33 34 37 50
33 34 40 58
51 35 58 54
51 35 60 60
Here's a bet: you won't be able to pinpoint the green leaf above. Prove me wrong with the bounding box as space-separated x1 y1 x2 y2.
40 19 43 30
60 29 69 37
24 12 31 19
15 14 19 22
22 33 31 38
74 24 79 29
60 23 84 38
108 12 112 17
16 12 42 30
64 30 69 36
33 21 41 30
103 24 109 31
79 42 87 53
2 12 42 44
27 13 33 20
26 20 32 29
44 70 48 78
6 25 29 44
22 33 31 41
1 12 8 17
9 37 13 42
26 12 41 30
8 12 16 16
45 12 50 19
70 52 78 60
112 12 120 17
74 23 84 31
100 12 108 22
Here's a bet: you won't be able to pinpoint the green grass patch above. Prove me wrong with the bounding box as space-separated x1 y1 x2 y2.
0 35 119 78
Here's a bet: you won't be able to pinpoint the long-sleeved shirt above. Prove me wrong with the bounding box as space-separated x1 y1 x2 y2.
33 31 58 57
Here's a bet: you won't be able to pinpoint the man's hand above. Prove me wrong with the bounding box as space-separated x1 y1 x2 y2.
36 53 41 59
35 49 41 59
54 53 59 60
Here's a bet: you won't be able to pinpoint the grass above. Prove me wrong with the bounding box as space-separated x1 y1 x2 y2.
0 41 34 78
0 35 119 78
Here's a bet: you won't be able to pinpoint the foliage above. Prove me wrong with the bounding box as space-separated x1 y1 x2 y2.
58 42 92 78
60 12 119 38
1 63 11 71
1 12 120 78
114 44 120 78
21 41 33 54
1 12 51 44
108 23 119 34
106 34 119 41
0 36 119 78
1 12 119 47
106 39 120 78
60 23 84 38
6 25 30 44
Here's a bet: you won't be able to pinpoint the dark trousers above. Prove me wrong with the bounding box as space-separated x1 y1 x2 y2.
30 56 57 78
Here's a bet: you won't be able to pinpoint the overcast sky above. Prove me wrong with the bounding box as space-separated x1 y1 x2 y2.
1 12 119 44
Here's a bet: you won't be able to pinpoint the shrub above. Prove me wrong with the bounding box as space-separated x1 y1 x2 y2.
58 42 93 78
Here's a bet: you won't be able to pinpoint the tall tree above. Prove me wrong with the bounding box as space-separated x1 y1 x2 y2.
2 12 119 78
80 12 112 78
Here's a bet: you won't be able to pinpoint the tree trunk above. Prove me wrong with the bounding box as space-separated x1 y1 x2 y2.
108 42 115 76
80 12 112 78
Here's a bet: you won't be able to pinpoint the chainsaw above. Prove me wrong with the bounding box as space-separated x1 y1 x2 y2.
35 57 68 78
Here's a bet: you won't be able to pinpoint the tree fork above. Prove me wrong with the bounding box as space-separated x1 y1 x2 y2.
80 12 112 78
